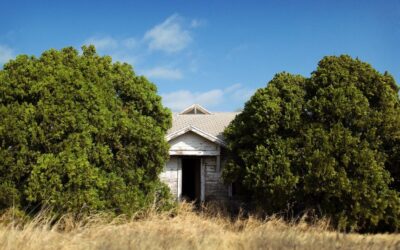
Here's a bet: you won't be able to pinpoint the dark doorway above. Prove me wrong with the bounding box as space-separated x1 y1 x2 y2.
181 158 201 201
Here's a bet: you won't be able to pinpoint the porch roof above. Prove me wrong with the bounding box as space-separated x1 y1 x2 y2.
167 106 239 143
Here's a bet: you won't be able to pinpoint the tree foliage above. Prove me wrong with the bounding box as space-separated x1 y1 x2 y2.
0 46 173 215
223 55 400 232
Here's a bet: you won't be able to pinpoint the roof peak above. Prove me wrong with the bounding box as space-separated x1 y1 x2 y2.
179 104 212 115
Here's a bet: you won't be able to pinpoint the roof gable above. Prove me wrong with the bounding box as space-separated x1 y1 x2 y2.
166 125 226 147
167 104 239 146
179 104 211 115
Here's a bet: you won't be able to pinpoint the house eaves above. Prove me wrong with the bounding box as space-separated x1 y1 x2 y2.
166 125 227 147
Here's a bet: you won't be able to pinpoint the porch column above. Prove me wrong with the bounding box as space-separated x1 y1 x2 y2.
177 158 182 201
200 158 205 201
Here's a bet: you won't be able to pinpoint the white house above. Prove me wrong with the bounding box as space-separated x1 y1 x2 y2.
160 104 238 202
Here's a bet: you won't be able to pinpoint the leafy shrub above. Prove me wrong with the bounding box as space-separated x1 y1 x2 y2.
0 46 174 215
223 55 400 232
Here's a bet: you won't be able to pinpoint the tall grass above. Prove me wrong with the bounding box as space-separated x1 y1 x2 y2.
1 202 399 250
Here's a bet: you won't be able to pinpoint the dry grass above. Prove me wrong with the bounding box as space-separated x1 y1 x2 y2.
1 203 399 250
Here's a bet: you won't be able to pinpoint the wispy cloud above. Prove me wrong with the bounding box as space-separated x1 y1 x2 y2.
144 14 192 53
190 19 206 28
110 53 138 66
224 83 254 102
142 67 183 80
0 45 14 65
83 14 201 78
121 38 137 49
162 89 223 111
162 84 255 111
84 36 118 50
83 36 139 65
84 36 138 51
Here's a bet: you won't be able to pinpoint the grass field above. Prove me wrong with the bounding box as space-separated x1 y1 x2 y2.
1 203 399 250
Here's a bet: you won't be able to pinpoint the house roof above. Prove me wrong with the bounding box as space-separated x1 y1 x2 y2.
179 104 212 115
167 104 239 145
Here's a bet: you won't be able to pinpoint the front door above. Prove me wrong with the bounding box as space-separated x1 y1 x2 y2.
181 158 201 201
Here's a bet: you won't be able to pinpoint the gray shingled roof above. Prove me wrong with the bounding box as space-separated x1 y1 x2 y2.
168 112 239 141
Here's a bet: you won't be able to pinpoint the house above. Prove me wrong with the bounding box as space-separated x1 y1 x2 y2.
160 104 239 202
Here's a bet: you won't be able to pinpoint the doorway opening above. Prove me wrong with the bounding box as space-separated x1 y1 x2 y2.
181 158 201 202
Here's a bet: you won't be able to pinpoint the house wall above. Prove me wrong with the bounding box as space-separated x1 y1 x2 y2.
161 132 229 201
169 132 219 156
159 156 181 198
160 155 229 201
203 156 229 201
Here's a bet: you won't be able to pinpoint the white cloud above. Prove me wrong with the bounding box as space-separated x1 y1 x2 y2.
162 89 223 111
121 38 137 49
144 14 192 53
83 36 140 65
224 83 242 93
0 45 14 65
162 84 255 111
143 67 183 80
111 53 137 65
84 36 138 51
190 19 206 28
84 36 118 50
82 14 203 74
226 83 255 102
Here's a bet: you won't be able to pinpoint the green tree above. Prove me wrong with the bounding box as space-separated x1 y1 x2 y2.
0 46 174 215
223 56 400 232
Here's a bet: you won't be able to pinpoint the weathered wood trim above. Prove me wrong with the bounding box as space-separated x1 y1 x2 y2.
228 183 232 197
178 158 182 201
179 104 212 115
201 158 205 202
216 146 221 172
166 125 227 147
169 150 220 156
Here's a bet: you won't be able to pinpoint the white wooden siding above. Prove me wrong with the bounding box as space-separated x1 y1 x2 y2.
204 156 229 201
169 132 220 156
160 157 181 198
161 132 229 201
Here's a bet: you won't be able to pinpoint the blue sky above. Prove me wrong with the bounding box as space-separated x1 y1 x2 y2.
0 0 399 111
